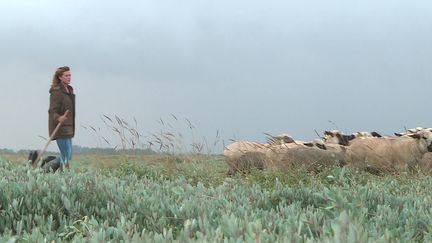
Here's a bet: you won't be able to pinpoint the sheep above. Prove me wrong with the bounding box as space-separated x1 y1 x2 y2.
394 127 432 137
224 141 268 160
269 146 347 173
264 135 319 164
354 131 383 138
226 151 270 175
263 137 348 172
408 127 425 133
323 130 382 146
323 130 356 145
418 153 432 175
346 130 432 174
303 139 327 150
397 129 432 175
304 139 348 154
265 133 296 145
224 133 298 174
225 139 303 175
224 140 273 174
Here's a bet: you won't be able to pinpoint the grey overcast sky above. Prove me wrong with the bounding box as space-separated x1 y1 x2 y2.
0 0 431 152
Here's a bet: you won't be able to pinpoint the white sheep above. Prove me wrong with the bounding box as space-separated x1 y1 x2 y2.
346 130 432 174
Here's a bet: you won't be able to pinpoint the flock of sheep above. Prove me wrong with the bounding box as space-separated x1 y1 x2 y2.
224 127 432 175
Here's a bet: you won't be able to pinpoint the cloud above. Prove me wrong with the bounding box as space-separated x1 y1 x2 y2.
1 0 432 150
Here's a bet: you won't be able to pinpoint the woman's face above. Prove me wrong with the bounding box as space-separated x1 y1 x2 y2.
59 71 71 85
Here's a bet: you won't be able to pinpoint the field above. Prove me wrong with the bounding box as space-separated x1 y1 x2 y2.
1 153 432 242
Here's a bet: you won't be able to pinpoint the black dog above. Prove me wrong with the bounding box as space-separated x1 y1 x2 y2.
28 150 62 172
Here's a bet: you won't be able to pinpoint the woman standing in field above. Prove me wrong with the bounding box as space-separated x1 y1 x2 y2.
48 66 76 170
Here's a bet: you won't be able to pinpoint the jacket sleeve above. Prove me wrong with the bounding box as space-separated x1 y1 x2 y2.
49 90 62 122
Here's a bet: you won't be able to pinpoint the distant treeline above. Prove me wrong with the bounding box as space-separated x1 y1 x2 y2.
0 145 156 155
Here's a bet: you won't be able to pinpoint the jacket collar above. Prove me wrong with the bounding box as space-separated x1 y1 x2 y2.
59 84 74 95
49 84 74 95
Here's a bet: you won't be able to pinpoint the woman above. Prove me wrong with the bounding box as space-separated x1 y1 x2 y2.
48 66 76 170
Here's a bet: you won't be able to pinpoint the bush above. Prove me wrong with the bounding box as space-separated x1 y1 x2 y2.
1 157 432 242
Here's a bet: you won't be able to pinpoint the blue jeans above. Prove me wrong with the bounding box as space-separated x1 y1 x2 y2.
56 138 72 165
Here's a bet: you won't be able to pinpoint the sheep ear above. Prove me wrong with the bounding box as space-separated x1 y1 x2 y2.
316 143 327 150
324 131 332 136
394 132 403 137
409 133 421 139
304 142 313 147
337 134 352 146
371 132 382 137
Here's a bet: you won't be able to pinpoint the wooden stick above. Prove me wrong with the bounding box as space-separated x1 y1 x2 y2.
36 110 69 167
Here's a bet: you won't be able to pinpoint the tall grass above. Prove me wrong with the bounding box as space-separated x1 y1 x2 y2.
81 114 222 156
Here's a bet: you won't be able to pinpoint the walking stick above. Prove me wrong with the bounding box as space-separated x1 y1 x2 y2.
35 110 69 167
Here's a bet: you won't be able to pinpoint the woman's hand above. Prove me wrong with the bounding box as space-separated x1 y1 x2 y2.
57 110 69 124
